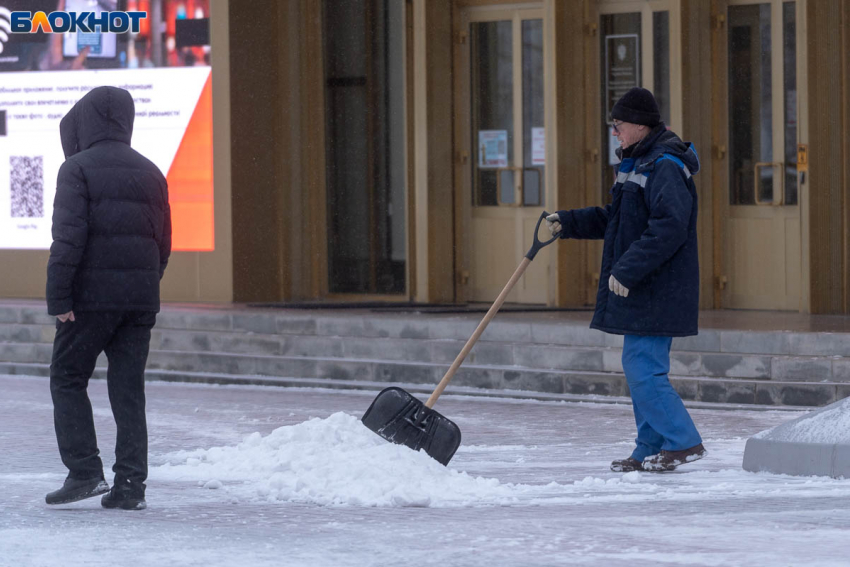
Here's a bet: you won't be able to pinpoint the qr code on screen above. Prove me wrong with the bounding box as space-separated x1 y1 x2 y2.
10 156 44 218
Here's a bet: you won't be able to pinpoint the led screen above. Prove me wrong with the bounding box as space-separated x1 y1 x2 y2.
0 0 213 251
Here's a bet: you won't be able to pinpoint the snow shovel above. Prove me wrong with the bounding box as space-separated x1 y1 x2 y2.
362 211 561 465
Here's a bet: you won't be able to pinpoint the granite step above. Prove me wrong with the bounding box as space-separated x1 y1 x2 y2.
4 304 850 357
2 302 850 407
2 355 847 407
2 336 849 383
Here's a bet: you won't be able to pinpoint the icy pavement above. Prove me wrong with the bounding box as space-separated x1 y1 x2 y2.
1 374 849 567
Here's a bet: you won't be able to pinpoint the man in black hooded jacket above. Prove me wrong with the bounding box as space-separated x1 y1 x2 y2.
45 86 171 510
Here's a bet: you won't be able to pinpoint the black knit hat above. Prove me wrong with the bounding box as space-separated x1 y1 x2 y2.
611 87 661 127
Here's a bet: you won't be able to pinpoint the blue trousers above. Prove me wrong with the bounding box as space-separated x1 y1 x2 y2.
622 335 702 462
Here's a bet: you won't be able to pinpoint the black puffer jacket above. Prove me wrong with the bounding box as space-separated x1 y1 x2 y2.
46 86 171 315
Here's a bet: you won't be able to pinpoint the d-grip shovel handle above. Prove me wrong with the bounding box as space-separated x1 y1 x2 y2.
424 211 561 409
526 210 561 260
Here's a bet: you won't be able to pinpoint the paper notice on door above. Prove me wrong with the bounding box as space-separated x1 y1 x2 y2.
478 130 508 168
531 127 545 165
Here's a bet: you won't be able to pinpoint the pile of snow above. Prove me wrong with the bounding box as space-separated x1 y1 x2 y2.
753 397 850 445
153 412 567 507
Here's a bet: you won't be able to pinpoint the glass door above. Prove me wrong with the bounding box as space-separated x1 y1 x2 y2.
721 0 801 309
323 0 407 296
458 6 549 304
590 1 680 303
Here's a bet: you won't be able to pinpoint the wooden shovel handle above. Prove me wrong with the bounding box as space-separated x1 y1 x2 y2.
425 257 532 408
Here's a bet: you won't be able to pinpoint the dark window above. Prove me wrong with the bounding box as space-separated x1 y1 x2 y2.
783 1 797 205
324 0 406 294
653 11 670 126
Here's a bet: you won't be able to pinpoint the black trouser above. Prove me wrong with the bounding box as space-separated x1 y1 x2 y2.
50 310 156 488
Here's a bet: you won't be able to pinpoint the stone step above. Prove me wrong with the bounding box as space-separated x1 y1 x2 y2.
3 357 847 407
2 337 849 383
3 302 850 407
4 304 850 357
0 323 51 344
0 363 804 411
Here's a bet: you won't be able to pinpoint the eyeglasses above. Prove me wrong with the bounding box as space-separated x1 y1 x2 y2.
611 120 625 134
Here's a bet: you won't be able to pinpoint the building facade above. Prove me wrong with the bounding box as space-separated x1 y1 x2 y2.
1 0 849 314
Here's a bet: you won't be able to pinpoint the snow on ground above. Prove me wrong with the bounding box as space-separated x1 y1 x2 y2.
154 411 533 507
2 374 850 567
753 396 850 444
152 411 850 510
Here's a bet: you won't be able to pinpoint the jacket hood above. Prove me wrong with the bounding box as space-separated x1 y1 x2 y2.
60 86 134 158
636 124 700 175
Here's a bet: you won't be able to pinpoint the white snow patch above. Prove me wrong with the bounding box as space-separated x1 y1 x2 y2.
753 397 850 444
621 471 642 483
152 412 561 507
573 475 643 488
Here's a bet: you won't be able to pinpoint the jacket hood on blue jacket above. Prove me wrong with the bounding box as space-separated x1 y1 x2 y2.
632 123 700 177
60 86 134 158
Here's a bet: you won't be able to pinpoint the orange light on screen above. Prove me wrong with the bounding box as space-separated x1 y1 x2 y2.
137 0 151 37
166 73 214 251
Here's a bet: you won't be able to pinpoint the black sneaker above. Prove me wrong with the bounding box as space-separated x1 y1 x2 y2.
45 476 109 505
101 485 146 510
642 443 707 472
610 457 645 472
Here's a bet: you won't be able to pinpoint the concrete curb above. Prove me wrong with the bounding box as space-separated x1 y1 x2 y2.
742 397 850 477
743 437 850 478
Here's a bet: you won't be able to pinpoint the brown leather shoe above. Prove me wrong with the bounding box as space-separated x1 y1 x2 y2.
610 457 645 472
642 443 707 472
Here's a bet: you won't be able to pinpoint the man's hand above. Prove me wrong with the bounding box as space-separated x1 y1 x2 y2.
609 275 629 297
545 213 562 236
57 311 75 323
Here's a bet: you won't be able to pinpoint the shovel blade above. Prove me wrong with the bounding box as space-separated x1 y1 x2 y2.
361 387 462 466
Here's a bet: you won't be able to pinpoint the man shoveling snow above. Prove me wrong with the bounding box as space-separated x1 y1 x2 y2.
546 87 706 473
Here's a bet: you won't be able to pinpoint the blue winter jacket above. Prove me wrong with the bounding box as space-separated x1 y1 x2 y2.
556 124 700 336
